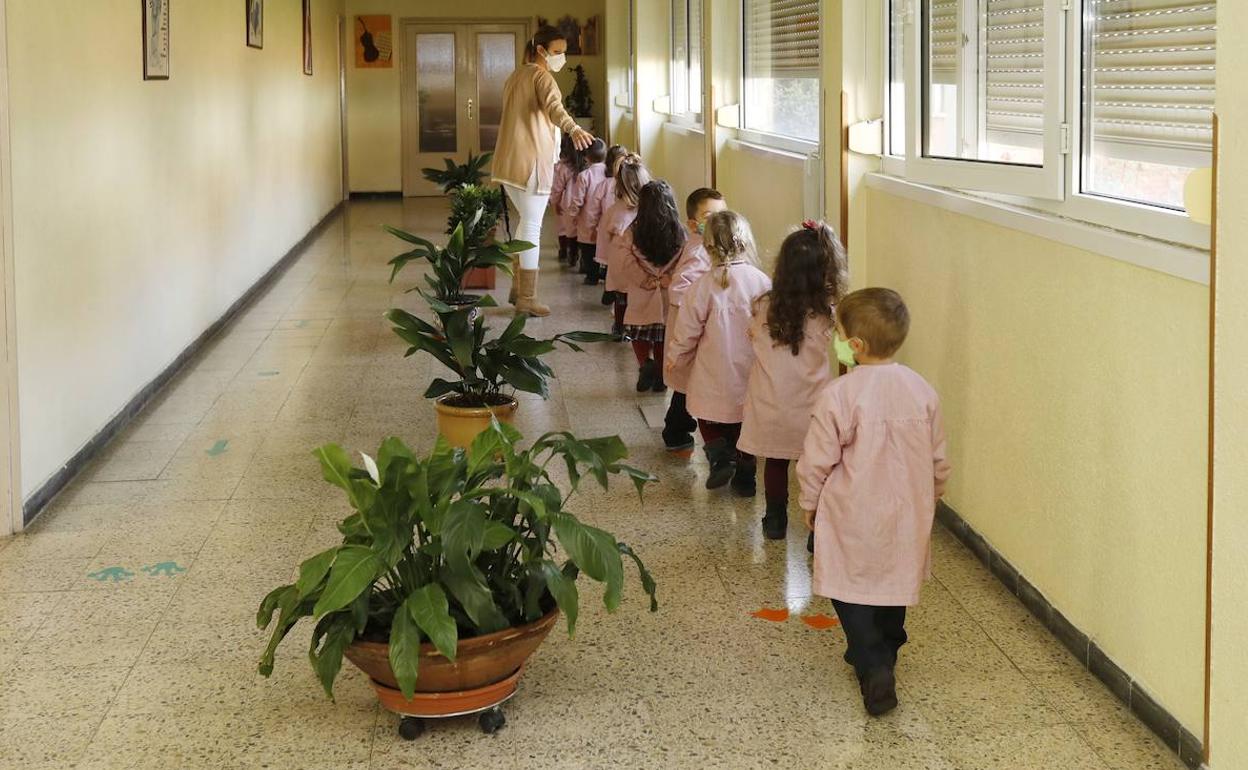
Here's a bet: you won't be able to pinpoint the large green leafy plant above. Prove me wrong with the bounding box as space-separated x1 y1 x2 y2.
386 222 525 306
421 151 493 194
387 304 611 407
256 421 658 700
447 184 505 246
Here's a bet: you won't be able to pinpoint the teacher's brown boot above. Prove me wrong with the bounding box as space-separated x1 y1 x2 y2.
514 268 550 317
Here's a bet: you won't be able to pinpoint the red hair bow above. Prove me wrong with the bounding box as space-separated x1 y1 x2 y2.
801 219 820 231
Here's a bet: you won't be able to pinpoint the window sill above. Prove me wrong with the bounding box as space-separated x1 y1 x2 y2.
865 173 1210 286
726 137 808 164
663 121 705 137
735 128 818 157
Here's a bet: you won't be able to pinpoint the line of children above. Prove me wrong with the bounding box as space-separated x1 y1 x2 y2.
549 134 581 267
545 152 951 719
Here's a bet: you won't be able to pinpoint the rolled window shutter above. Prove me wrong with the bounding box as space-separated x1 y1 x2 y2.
985 0 1047 142
1089 0 1216 153
745 0 820 78
928 0 960 86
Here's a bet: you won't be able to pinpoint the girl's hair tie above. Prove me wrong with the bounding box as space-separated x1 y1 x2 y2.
801 219 820 231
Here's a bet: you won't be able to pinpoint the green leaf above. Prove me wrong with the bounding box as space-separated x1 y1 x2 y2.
256 584 294 629
539 560 580 637
257 586 302 676
618 542 659 612
580 435 630 467
442 499 487 558
555 330 617 344
481 520 516 551
294 548 338 600
310 613 355 699
406 584 459 661
312 546 381 618
313 445 360 509
442 555 509 634
376 437 415 481
388 602 423 700
552 513 625 612
423 378 463 399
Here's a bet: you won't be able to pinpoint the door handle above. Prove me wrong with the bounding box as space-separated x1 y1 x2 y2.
467 98 474 120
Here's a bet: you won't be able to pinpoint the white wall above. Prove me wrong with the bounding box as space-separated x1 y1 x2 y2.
7 0 347 500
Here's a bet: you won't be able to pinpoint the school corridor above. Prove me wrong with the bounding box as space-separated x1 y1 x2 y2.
0 2 1245 769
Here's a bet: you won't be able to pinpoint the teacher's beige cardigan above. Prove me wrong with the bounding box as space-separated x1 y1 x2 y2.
492 64 580 195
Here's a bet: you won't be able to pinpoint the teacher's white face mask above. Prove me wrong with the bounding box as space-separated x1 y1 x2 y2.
544 50 567 72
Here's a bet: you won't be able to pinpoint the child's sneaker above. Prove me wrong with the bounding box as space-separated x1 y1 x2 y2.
730 464 756 497
704 438 737 489
807 531 815 554
601 289 616 306
663 431 695 456
636 360 657 392
761 500 788 540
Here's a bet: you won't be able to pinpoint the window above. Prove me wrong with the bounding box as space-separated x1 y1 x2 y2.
743 0 821 143
887 0 1216 243
1081 1 1215 210
671 0 703 123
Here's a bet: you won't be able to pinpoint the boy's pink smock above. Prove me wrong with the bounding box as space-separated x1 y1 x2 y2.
550 162 575 238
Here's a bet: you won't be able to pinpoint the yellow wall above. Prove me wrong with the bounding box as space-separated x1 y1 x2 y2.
1210 1 1248 765
866 188 1208 730
716 143 803 266
344 0 606 192
6 0 346 499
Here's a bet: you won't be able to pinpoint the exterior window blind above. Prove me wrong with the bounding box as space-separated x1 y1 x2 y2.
745 0 820 78
1087 0 1216 152
985 0 1046 143
927 0 959 86
671 0 689 113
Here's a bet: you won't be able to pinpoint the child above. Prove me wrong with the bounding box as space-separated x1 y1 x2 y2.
564 139 608 275
661 189 726 453
580 144 627 285
738 222 848 540
598 155 650 336
549 134 579 267
616 180 687 391
665 211 772 490
796 288 951 717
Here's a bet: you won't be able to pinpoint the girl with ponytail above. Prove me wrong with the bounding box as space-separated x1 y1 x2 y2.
596 153 650 334
737 221 849 541
664 211 771 492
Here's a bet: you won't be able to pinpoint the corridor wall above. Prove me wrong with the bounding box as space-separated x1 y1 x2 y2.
6 0 348 505
344 0 607 194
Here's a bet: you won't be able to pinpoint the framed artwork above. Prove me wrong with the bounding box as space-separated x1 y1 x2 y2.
302 0 312 75
354 15 393 69
246 0 263 49
536 15 600 56
142 0 170 80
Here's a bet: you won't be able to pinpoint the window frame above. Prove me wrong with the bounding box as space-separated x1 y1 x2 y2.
738 0 824 153
669 0 703 127
884 0 1211 250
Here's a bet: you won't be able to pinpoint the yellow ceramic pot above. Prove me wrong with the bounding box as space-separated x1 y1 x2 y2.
434 395 519 447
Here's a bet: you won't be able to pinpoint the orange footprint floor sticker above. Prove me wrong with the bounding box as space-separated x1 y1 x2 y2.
800 613 841 630
750 607 790 622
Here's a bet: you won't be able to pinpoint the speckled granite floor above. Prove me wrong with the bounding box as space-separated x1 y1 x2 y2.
0 200 1187 769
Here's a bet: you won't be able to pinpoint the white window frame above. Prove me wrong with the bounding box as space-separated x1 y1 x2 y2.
884 0 1211 251
669 0 703 127
737 0 823 155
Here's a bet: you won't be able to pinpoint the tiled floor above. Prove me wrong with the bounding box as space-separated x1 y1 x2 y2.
0 200 1187 769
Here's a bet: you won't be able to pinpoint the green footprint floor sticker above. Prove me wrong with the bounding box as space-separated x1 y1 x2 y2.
141 562 187 577
88 567 135 583
206 440 229 457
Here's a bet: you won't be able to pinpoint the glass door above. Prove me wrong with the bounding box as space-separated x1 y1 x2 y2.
401 22 525 196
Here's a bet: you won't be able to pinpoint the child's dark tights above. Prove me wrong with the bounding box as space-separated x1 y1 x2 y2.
763 458 790 502
631 340 665 368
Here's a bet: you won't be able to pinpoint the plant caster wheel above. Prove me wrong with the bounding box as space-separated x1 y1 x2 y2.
478 707 506 734
398 716 425 741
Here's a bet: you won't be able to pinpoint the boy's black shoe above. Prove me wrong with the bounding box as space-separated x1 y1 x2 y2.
636 360 657 393
807 531 815 553
704 438 737 489
862 667 898 717
651 376 668 394
762 499 788 540
601 289 616 306
663 431 695 453
730 464 756 498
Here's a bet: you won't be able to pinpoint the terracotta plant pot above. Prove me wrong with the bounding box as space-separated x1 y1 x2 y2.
461 266 496 290
343 608 560 695
434 394 518 447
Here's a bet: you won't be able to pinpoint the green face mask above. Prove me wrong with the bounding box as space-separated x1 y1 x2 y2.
832 333 857 369
696 220 707 235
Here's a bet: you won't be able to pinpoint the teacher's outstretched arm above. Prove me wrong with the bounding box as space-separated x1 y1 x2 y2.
535 69 594 150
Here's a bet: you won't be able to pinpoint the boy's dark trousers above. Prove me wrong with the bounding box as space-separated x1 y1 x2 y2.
578 242 597 277
663 391 697 445
830 600 908 681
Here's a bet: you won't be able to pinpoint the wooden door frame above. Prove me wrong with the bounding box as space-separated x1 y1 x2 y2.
338 14 349 201
0 0 22 536
399 17 532 196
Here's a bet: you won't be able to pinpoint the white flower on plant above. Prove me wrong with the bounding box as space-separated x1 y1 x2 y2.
361 452 381 485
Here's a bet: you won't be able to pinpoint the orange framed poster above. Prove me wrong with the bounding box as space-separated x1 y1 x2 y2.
355 15 393 68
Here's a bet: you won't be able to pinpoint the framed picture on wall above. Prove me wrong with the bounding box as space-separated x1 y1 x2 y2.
246 0 263 49
302 0 312 75
142 0 170 80
354 15 393 68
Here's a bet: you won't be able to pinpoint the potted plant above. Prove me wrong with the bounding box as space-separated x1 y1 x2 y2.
564 65 594 133
386 304 611 446
421 151 493 194
385 222 525 318
446 184 507 290
256 421 658 738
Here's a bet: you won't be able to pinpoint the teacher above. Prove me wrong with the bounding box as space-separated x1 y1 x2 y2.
493 25 595 317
